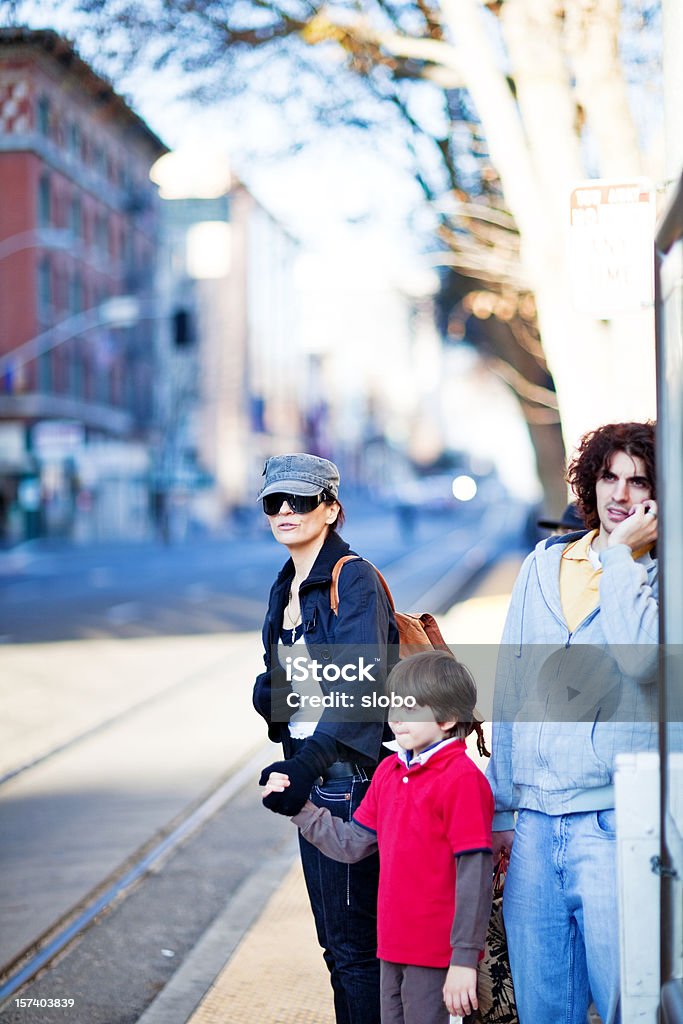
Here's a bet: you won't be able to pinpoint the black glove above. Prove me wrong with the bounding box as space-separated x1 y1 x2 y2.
253 668 294 725
259 736 337 816
269 682 295 724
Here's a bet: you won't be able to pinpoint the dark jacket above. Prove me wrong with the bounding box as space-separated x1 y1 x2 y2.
253 530 400 762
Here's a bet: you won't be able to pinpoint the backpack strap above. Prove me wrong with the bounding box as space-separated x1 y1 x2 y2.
330 555 396 614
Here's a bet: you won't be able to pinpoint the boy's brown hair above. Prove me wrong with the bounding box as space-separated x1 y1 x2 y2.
388 650 488 755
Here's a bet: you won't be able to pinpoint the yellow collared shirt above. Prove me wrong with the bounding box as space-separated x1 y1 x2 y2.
560 530 601 632
559 530 651 632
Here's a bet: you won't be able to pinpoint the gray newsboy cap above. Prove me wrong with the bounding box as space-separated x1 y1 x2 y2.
257 453 340 500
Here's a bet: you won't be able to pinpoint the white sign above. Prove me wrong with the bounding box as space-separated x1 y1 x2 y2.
32 420 85 460
0 422 25 465
568 178 655 317
100 295 141 327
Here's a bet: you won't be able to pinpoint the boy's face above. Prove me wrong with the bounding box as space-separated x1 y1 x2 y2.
388 704 456 756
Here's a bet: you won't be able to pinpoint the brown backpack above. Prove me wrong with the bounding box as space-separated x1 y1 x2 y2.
330 555 451 658
330 555 490 757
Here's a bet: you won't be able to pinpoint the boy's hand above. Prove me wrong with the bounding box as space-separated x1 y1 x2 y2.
443 965 478 1019
262 772 290 799
258 738 333 815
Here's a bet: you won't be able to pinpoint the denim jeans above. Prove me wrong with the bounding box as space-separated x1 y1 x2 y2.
503 808 620 1024
298 769 381 1024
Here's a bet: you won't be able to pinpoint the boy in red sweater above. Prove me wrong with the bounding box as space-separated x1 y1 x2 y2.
263 650 494 1024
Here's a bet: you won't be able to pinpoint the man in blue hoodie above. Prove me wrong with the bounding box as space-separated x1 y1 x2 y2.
487 422 658 1024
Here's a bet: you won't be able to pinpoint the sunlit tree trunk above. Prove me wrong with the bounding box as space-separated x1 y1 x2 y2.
437 0 656 452
565 0 643 177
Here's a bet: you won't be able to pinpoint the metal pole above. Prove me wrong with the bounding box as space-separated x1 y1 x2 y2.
654 172 683 1014
659 2 683 1011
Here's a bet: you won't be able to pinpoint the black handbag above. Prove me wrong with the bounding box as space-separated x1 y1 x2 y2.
473 850 518 1024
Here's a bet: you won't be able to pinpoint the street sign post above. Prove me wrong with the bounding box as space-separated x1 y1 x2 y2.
569 178 656 317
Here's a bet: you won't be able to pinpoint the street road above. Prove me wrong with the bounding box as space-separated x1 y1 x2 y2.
0 494 526 643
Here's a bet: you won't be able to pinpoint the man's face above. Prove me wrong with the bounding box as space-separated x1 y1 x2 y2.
595 450 652 538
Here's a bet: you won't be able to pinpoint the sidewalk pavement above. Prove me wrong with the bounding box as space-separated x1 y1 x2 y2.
143 554 523 1024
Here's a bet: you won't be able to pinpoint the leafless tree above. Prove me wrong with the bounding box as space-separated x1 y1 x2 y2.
20 0 662 509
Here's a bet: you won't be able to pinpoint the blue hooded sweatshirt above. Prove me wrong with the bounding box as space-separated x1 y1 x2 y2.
486 532 659 827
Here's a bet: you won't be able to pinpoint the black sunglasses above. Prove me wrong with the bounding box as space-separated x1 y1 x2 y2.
262 492 328 516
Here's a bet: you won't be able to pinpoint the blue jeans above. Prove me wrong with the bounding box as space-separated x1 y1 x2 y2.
503 808 620 1024
298 769 380 1024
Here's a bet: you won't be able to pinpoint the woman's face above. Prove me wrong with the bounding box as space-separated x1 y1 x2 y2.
266 497 339 551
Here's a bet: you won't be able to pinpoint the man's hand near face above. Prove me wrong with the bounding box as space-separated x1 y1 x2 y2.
607 500 658 552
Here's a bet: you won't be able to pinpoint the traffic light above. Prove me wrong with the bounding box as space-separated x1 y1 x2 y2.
172 307 194 348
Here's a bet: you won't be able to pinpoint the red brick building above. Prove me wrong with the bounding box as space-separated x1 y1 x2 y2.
0 28 167 540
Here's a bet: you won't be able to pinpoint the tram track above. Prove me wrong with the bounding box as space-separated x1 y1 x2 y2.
0 630 267 999
0 651 242 790
0 746 270 1008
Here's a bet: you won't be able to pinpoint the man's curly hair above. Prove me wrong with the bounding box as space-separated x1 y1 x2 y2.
567 422 656 530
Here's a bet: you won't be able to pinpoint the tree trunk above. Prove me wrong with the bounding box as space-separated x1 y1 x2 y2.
565 0 642 176
525 417 568 518
338 0 658 458
482 0 655 450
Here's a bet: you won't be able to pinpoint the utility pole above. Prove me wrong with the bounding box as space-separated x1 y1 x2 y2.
658 3 683 1019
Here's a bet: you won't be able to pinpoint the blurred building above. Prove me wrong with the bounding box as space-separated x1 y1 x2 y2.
151 149 300 531
294 247 447 488
0 28 167 543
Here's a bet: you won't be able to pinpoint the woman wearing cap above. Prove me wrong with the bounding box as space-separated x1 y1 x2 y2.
254 453 399 1024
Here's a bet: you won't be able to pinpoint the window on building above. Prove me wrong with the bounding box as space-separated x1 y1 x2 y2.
53 187 65 230
53 266 65 314
82 208 91 248
96 358 111 404
69 122 81 157
92 145 107 179
95 213 108 254
109 221 118 260
37 95 50 136
67 344 83 398
37 351 53 391
123 228 134 273
68 272 83 315
70 195 82 239
38 174 51 227
53 113 64 149
37 258 52 321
